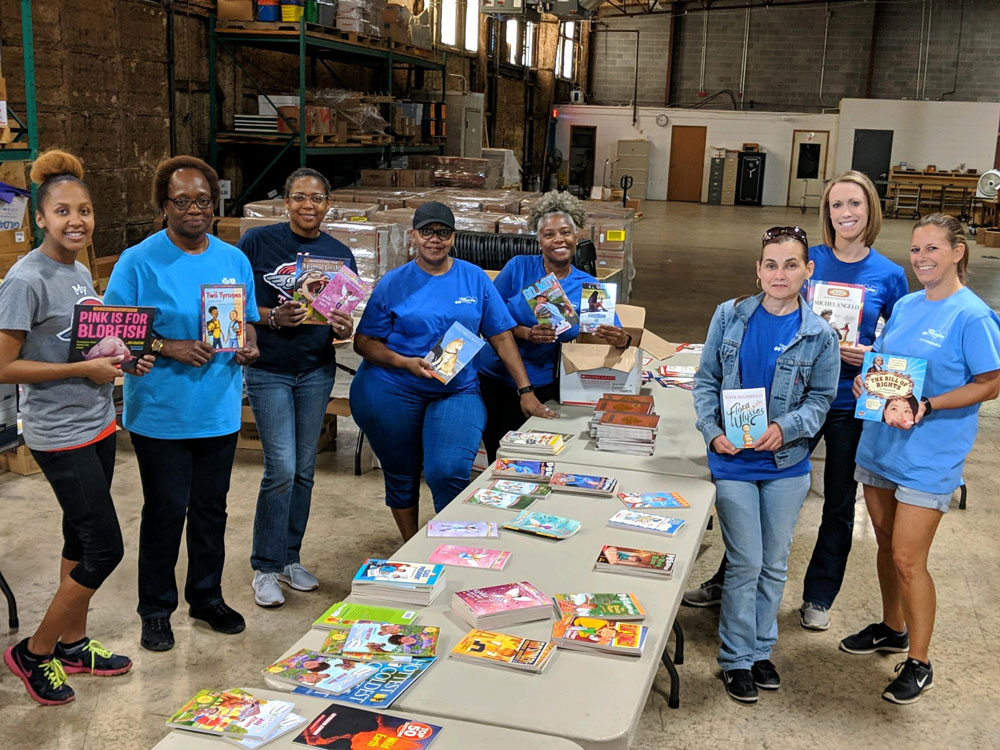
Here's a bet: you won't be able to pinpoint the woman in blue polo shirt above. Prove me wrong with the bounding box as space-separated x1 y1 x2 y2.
478 191 628 461
350 202 552 541
840 214 1000 705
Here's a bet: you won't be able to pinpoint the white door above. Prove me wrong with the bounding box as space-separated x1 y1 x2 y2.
787 130 830 208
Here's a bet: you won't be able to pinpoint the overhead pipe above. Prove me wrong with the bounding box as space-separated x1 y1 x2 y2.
698 12 708 95
915 0 926 99
940 0 964 99
817 2 830 108
921 0 933 100
738 3 750 110
592 27 640 126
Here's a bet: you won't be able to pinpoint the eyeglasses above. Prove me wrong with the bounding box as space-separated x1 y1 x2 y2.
417 227 454 240
762 225 808 245
166 196 214 211
288 193 328 205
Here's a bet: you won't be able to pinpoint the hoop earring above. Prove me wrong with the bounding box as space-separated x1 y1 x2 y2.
755 278 762 290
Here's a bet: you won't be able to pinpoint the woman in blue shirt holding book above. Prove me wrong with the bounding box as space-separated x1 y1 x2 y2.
350 202 552 541
692 226 838 704
840 214 1000 705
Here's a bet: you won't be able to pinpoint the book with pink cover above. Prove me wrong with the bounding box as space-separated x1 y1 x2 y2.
309 266 371 320
452 581 552 617
428 544 511 570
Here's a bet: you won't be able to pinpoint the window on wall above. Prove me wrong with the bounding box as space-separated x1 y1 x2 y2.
523 21 536 67
554 21 575 79
505 19 519 65
464 0 480 53
440 0 458 46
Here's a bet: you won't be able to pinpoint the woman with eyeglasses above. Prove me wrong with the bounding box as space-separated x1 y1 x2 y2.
477 191 627 462
350 202 552 541
692 225 838 704
104 155 259 653
238 168 357 608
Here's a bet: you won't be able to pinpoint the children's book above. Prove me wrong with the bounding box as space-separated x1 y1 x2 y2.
342 622 440 661
450 629 557 673
68 305 155 372
463 488 536 512
549 472 618 496
292 704 442 749
550 616 648 656
607 509 685 536
291 657 436 708
227 712 306 749
426 521 499 538
594 544 675 578
264 649 379 695
552 592 646 621
292 252 345 323
657 364 697 378
854 352 927 423
451 581 554 628
425 321 485 384
721 387 768 449
352 560 445 589
617 491 690 509
201 284 247 351
522 273 579 335
313 601 418 631
320 629 349 655
498 430 566 455
809 279 865 347
166 689 279 739
218 688 299 746
490 458 555 481
428 544 511 570
502 510 581 540
488 479 552 497
579 281 617 333
309 265 371 321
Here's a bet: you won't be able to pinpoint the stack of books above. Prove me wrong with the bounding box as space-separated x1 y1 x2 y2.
167 688 304 747
312 601 418 631
502 510 582 540
549 471 618 497
451 581 554 628
490 458 555 481
594 544 676 579
498 430 566 456
426 520 500 538
338 622 440 663
552 592 646 620
617 491 690 509
350 559 447 606
293 704 442 748
450 629 557 673
589 394 655 436
590 394 659 456
550 616 649 657
606 509 685 537
428 544 512 570
488 478 551 497
463 488 536 511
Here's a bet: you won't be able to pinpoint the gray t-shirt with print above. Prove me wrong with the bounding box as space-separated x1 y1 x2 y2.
0 249 114 451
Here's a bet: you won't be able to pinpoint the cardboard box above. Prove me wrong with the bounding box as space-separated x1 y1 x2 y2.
217 0 254 21
361 169 396 188
559 344 642 406
0 442 41 476
596 249 626 270
212 217 243 244
983 229 1000 248
0 383 17 455
595 222 628 251
276 105 330 136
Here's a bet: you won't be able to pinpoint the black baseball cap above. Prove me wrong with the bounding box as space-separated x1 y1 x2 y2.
413 201 455 230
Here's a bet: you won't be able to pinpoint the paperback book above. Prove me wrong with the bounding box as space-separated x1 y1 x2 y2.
490 459 555 481
522 273 579 335
502 510 582 540
721 387 768 449
342 622 440 661
552 592 646 621
292 252 345 323
618 491 690 509
309 265 371 321
425 521 500 538
451 581 554 628
450 629 557 673
809 279 865 347
350 560 447 606
428 544 511 570
498 430 566 456
854 352 927 423
67 305 155 373
488 479 552 497
264 649 379 695
201 284 247 351
579 281 617 332
291 657 436 709
463 488 536 512
594 544 676 579
550 616 648 656
230 712 307 749
312 601 418 631
425 321 485 384
292 704 442 749
166 689 291 740
549 471 618 497
607 509 685 537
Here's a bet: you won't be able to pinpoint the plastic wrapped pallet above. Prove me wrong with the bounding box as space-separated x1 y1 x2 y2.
312 88 389 135
408 156 502 190
242 199 378 221
320 220 406 286
497 214 531 235
336 0 386 38
579 201 637 220
453 212 506 233
481 148 522 188
592 218 635 302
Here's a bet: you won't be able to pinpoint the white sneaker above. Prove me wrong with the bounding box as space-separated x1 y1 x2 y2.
799 602 830 631
279 562 319 592
252 571 284 608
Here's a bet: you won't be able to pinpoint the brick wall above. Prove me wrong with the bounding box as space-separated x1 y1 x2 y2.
589 16 672 105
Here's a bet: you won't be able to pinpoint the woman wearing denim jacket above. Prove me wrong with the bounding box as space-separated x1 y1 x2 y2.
693 226 839 704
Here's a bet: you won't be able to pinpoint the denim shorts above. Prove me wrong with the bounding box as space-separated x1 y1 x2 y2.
853 465 953 513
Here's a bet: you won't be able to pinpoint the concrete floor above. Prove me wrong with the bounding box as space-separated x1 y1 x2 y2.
2 201 999 749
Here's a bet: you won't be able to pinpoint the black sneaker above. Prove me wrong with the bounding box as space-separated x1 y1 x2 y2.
681 579 723 608
751 659 780 690
839 622 909 655
4 638 75 705
189 600 246 634
55 637 132 676
722 669 759 703
141 616 175 652
882 658 934 704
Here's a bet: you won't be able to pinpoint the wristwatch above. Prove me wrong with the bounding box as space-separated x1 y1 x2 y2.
920 396 933 415
151 338 165 354
517 385 534 396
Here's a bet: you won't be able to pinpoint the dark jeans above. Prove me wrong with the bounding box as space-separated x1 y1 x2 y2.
30 433 123 590
130 431 239 619
479 374 560 464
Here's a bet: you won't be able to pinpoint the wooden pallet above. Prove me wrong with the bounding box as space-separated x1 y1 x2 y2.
217 20 389 52
310 133 392 146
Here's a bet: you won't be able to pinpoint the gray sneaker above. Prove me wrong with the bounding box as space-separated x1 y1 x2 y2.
682 579 723 608
800 602 831 631
252 572 284 608
279 562 319 592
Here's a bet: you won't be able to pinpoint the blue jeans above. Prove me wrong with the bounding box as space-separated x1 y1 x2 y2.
715 474 811 671
245 362 336 573
802 408 863 608
350 365 486 513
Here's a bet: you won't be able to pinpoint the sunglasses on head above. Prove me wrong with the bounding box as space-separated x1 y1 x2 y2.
417 227 454 240
762 225 808 245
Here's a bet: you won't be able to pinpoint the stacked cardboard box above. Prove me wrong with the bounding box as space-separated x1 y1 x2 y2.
0 161 33 278
337 0 386 36
382 4 410 44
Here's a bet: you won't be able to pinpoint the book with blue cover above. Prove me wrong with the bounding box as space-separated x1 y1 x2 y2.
721 387 768 449
291 657 436 709
579 281 617 333
425 321 485 384
854 352 927 423
502 510 582 540
606 509 685 537
617 491 690 509
522 273 579 335
352 560 444 589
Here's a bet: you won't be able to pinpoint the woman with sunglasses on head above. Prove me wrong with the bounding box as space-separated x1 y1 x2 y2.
104 155 259 653
238 168 357 608
478 191 627 462
0 150 154 705
841 214 1000 704
692 226 838 704
351 201 552 541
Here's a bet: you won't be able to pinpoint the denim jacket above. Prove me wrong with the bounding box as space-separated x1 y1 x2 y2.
692 293 840 469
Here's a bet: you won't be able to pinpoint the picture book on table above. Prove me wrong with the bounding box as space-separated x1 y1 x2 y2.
502 510 581 540
522 272 579 335
313 601 418 631
595 545 676 576
550 472 618 493
553 592 646 620
309 265 371 321
292 252 345 323
453 581 553 617
499 431 565 452
451 629 557 669
218 688 299 746
342 622 440 661
854 352 927 423
352 560 445 588
607 509 685 536
68 304 155 373
464 488 536 511
426 521 500 538
491 458 555 480
424 321 485 384
292 704 442 749
292 657 436 709
229 712 307 749
808 279 865 347
488 479 551 497
721 387 768 449
201 284 247 352
551 615 649 654
167 689 275 738
428 544 511 570
617 491 690 509
579 281 617 333
264 649 379 695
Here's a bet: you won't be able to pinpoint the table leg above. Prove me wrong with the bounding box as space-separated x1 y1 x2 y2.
0 568 18 631
659 648 680 709
355 431 365 476
672 620 685 665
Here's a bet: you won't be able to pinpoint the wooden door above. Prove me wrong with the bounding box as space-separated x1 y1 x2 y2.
667 125 707 202
568 126 597 195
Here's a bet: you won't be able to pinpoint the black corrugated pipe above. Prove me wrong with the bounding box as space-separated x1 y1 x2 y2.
165 0 177 155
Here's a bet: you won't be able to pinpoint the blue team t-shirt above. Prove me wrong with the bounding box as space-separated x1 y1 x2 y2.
856 287 1000 495
356 258 515 395
104 230 260 439
239 222 357 374
807 244 909 409
709 304 810 481
477 254 620 388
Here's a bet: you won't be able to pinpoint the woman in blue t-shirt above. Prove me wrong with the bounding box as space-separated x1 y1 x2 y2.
840 214 1000 705
478 192 628 461
239 168 357 609
692 226 838 704
351 202 552 541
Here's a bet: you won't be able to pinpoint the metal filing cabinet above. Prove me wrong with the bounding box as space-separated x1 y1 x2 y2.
708 157 725 204
615 139 650 199
721 151 739 205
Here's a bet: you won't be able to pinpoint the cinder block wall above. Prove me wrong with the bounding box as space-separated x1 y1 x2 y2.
589 15 672 106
